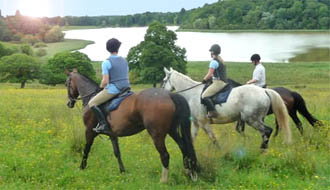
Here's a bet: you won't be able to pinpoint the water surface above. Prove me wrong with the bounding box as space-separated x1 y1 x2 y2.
64 27 330 62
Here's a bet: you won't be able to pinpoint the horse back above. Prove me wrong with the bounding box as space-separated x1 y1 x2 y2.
108 88 175 137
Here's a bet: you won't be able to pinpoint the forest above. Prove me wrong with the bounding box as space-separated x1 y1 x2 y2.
0 0 329 42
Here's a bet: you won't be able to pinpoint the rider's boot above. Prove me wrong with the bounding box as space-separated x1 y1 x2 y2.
203 97 218 118
91 106 111 134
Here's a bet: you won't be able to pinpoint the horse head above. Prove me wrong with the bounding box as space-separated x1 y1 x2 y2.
162 67 175 91
65 70 79 108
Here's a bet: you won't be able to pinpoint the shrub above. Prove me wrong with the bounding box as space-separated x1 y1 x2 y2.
35 48 47 57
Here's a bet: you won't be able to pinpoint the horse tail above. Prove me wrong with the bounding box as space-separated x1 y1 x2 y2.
291 91 320 126
265 89 292 144
169 93 198 175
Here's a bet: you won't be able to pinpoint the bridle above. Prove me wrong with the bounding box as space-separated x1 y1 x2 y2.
162 72 203 94
66 74 97 103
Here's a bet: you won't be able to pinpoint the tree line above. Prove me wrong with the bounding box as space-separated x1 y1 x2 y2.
0 22 186 87
0 0 329 42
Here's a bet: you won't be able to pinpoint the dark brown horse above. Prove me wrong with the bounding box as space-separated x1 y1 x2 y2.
228 79 321 136
65 71 198 182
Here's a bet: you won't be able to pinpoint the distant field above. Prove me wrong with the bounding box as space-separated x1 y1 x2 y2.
0 62 329 189
33 39 94 63
61 26 104 31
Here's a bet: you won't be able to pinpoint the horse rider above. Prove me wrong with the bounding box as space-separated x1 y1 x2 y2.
246 54 266 88
201 44 228 118
88 38 130 134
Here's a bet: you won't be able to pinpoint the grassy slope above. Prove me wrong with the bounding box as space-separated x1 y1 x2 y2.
0 62 329 189
33 39 94 63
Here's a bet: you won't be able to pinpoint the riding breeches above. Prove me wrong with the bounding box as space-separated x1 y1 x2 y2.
201 80 227 99
88 89 117 108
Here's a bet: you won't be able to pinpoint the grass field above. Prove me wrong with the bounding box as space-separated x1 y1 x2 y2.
33 39 94 63
0 61 329 189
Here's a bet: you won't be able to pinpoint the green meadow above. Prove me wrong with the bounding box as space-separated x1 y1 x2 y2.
0 61 329 189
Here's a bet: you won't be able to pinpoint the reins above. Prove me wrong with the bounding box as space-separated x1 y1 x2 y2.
174 83 203 93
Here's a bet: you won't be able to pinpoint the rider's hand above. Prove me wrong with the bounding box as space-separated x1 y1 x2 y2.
202 79 207 84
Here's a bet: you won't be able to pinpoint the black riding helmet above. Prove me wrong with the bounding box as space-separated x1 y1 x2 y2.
209 44 221 55
251 54 261 62
106 38 121 53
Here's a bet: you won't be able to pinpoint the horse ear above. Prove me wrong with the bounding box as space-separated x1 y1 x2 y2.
170 67 173 71
65 69 71 76
164 67 169 74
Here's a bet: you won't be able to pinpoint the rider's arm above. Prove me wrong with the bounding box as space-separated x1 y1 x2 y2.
203 60 218 81
203 68 215 81
246 79 257 84
100 74 109 88
100 60 111 88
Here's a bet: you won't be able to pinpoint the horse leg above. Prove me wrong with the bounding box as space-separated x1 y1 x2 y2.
191 120 200 142
169 129 198 181
168 131 188 172
80 129 97 169
289 110 303 135
246 119 272 150
150 135 170 183
201 124 221 149
109 136 125 173
235 119 246 136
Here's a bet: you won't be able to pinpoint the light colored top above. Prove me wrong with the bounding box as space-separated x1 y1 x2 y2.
209 60 219 69
252 63 266 87
101 55 120 94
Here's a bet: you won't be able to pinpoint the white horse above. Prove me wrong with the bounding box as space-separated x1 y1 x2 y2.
162 68 291 150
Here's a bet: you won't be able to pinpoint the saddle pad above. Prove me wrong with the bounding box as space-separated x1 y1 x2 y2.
212 86 232 105
105 91 134 112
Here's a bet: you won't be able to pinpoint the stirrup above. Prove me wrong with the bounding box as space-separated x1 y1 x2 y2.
93 123 111 134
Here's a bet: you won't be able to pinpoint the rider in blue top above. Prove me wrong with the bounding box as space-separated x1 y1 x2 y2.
88 38 130 134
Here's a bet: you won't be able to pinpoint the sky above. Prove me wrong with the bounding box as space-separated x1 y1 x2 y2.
1 0 218 17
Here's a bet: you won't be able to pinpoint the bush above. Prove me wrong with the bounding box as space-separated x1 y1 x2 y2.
40 51 95 85
34 42 47 48
20 44 34 56
44 26 65 43
0 42 19 58
35 48 47 57
21 34 41 45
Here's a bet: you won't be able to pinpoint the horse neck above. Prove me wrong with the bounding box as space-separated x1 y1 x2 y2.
171 72 201 99
74 74 100 107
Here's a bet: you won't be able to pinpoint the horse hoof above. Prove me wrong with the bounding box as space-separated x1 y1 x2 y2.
261 148 268 154
189 171 198 182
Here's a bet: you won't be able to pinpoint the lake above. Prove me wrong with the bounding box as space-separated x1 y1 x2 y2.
64 26 330 62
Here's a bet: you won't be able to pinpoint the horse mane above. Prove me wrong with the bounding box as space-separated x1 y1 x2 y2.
227 78 242 87
172 70 199 85
76 73 100 89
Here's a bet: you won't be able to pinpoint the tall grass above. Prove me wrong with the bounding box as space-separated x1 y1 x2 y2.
0 62 329 189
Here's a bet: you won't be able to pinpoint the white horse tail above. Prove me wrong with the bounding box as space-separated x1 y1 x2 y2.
265 89 292 144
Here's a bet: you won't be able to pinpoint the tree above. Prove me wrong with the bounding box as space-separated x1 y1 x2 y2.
127 22 187 85
40 51 95 85
43 26 65 43
0 53 41 88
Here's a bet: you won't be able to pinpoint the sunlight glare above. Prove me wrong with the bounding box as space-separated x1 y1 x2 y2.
18 0 50 17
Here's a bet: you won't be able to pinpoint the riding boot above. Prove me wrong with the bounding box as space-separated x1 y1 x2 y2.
203 97 218 118
90 106 111 134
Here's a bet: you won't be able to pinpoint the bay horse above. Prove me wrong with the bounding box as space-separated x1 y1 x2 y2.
227 79 321 136
65 71 198 182
162 68 291 150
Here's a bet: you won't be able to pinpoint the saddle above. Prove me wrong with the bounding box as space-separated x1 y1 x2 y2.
201 83 232 105
211 84 232 105
99 87 134 114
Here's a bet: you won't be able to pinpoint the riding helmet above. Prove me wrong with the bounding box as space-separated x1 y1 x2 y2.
209 44 221 55
106 38 121 53
250 54 261 61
